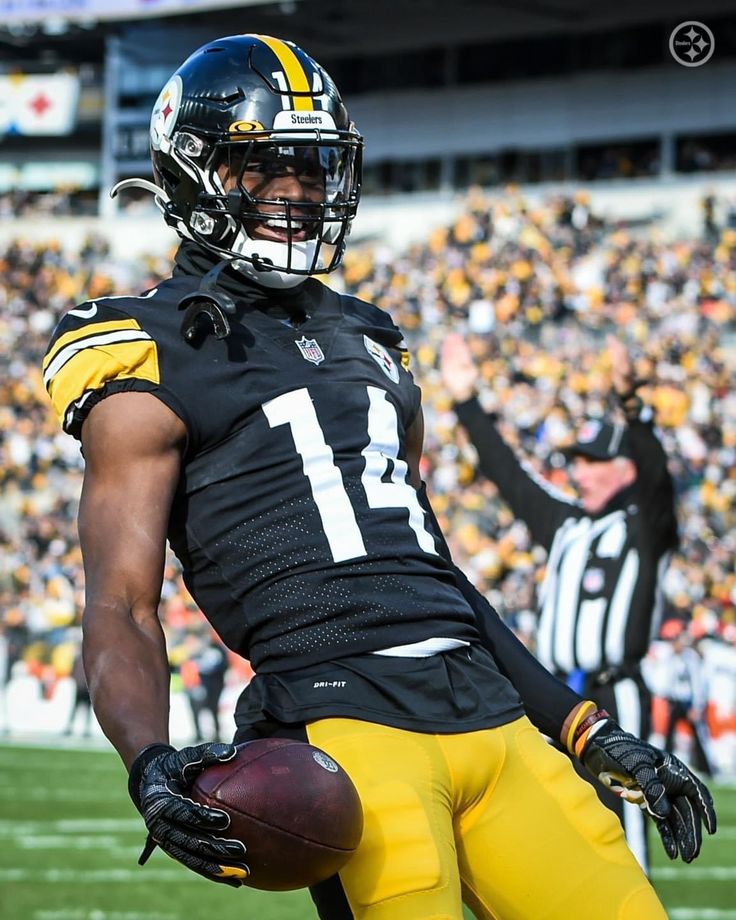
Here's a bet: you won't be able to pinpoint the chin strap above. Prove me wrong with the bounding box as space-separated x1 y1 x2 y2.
177 259 238 346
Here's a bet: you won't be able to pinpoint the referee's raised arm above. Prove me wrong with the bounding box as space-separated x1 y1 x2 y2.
440 332 576 550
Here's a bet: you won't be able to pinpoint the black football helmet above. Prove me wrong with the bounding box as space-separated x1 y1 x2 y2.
140 34 362 288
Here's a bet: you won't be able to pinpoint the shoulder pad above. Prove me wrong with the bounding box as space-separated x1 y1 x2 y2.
43 294 160 433
342 293 397 329
341 293 412 370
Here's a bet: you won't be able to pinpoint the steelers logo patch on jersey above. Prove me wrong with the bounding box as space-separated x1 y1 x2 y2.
363 335 399 383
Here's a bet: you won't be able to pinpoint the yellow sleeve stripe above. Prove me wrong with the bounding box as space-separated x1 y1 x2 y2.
43 318 143 373
47 340 160 429
256 35 314 110
44 327 154 389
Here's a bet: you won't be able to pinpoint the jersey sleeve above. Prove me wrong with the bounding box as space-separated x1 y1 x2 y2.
376 309 411 372
42 299 185 440
346 293 412 367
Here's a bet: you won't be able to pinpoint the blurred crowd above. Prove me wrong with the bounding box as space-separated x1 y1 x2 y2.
335 188 736 645
1 186 735 753
0 190 99 219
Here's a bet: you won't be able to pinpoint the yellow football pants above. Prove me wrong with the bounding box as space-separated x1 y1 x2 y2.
306 716 667 920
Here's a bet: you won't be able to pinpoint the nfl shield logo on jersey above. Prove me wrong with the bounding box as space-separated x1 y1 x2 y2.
363 335 399 383
583 567 605 593
295 336 325 365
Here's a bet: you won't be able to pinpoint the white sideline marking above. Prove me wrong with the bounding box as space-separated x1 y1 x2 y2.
18 835 140 852
0 738 115 755
55 819 141 832
35 912 177 920
653 867 736 880
0 789 116 802
0 819 141 836
0 868 193 883
669 912 736 919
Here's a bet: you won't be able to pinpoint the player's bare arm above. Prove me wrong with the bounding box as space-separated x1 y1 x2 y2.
78 390 186 767
79 391 249 885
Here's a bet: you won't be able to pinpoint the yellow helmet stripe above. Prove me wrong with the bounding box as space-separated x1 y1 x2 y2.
257 34 314 111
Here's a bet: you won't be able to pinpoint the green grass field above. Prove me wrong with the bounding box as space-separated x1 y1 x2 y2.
0 742 734 920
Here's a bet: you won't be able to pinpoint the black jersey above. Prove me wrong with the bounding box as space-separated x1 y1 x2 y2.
45 267 480 670
44 257 523 730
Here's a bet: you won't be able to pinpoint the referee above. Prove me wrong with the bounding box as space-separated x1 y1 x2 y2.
440 334 679 872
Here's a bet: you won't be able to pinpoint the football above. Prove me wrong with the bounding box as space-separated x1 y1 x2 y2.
191 738 363 891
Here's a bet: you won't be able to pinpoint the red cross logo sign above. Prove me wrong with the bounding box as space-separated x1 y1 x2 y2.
29 93 52 117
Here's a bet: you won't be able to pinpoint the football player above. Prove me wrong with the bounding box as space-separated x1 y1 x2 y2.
43 34 714 920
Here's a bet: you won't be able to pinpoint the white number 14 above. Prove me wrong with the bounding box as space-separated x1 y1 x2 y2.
262 386 437 562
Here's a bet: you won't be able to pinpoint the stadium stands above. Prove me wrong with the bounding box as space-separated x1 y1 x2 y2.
1 185 734 767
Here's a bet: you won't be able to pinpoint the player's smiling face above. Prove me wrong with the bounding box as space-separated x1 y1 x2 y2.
217 145 326 244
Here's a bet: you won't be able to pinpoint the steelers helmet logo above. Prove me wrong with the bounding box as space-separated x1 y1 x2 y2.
151 75 183 151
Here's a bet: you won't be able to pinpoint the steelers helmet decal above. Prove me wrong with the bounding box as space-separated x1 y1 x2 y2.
150 75 183 153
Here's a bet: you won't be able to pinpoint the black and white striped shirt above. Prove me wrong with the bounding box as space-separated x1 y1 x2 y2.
535 507 671 673
453 398 678 677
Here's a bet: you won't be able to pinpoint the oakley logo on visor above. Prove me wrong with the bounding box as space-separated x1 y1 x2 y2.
228 120 266 135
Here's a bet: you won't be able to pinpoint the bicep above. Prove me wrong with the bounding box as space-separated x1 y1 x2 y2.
79 392 186 621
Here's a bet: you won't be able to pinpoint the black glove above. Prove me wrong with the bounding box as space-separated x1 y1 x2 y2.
128 742 249 886
580 719 717 862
